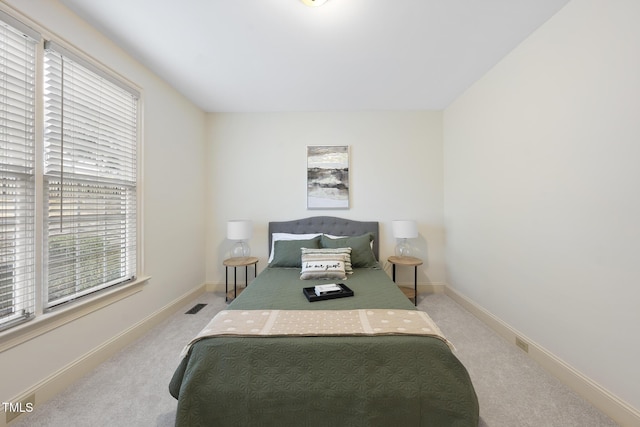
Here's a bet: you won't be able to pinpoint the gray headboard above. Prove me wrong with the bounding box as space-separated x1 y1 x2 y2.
268 216 379 260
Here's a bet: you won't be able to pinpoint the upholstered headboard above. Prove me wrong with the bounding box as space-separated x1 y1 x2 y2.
268 216 379 260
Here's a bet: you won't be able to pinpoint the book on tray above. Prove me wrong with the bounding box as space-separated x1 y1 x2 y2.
314 284 343 296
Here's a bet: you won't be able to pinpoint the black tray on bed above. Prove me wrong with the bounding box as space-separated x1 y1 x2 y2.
303 284 354 302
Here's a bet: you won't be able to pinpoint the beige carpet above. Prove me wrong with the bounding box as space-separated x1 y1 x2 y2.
10 291 618 426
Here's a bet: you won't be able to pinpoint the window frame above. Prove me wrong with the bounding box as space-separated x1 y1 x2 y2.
0 9 39 331
0 5 148 349
42 40 139 310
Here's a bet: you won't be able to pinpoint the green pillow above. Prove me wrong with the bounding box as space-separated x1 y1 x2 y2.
268 236 321 268
320 233 378 268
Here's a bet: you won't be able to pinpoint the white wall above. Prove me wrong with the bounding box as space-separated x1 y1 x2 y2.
0 0 207 405
444 0 640 412
205 111 444 287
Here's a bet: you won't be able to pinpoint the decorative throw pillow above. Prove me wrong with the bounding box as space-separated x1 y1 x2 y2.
268 236 321 268
300 251 348 280
301 247 353 274
320 233 378 268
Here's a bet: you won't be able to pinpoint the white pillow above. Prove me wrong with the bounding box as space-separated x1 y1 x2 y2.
268 233 322 263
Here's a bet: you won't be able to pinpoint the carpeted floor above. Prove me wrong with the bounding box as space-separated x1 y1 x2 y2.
10 291 618 426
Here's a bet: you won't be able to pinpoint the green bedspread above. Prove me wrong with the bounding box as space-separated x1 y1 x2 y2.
170 267 479 426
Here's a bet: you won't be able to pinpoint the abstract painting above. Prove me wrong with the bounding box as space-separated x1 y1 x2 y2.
307 145 349 209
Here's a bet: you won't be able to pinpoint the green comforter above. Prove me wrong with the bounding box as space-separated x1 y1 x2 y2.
170 267 479 426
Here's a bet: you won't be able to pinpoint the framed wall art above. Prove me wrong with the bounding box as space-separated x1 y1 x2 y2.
307 145 349 209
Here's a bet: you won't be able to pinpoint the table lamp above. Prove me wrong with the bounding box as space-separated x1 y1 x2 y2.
227 220 252 257
392 220 418 257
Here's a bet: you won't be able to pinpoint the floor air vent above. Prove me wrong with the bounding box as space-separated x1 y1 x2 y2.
185 303 207 314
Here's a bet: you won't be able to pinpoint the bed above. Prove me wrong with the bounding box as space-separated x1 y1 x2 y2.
169 216 479 426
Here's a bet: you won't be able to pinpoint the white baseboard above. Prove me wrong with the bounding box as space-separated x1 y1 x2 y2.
205 282 223 292
445 286 640 427
400 281 446 294
3 283 206 426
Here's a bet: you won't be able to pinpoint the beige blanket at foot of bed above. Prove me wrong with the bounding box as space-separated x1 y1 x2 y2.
180 308 453 359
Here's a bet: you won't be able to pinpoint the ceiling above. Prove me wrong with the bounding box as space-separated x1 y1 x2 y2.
59 0 570 113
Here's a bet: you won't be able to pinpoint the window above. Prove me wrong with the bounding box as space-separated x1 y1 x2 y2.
0 11 140 331
0 12 37 330
43 41 139 308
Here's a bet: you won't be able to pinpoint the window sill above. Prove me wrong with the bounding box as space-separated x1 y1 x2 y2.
0 276 150 354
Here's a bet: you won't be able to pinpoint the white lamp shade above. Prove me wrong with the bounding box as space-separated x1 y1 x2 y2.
227 220 252 240
392 220 418 239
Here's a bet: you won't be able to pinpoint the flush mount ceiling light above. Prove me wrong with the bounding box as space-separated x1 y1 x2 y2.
301 0 328 7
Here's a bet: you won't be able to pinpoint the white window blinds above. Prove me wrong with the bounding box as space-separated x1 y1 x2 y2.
0 14 37 330
43 41 138 308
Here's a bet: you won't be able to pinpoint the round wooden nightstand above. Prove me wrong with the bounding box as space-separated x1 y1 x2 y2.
388 256 423 306
223 256 259 302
